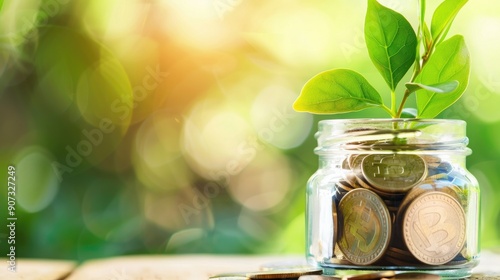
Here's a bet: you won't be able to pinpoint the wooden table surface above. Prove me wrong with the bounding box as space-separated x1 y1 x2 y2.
2 252 500 280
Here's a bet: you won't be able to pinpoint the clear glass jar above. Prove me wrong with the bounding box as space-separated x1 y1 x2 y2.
306 119 480 279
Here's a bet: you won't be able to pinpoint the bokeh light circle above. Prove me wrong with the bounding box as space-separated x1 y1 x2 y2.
182 98 254 180
228 151 292 212
251 85 312 149
15 146 59 213
133 110 192 192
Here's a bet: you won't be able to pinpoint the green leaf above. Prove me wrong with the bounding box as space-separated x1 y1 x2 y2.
400 108 418 118
431 0 468 44
406 80 459 94
416 35 470 118
364 0 417 90
293 69 383 114
0 0 3 11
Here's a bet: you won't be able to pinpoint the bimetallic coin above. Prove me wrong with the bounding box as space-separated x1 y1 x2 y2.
338 189 391 265
361 154 427 193
403 191 466 265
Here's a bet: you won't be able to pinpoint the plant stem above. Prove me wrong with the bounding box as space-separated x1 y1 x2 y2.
391 90 396 114
396 89 411 117
394 0 431 119
382 104 395 118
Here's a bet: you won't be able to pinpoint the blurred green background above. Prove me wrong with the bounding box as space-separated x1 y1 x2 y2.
0 0 499 261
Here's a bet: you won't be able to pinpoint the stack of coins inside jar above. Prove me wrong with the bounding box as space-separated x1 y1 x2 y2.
331 129 471 267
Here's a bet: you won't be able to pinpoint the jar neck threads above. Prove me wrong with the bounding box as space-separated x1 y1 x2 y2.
315 119 471 156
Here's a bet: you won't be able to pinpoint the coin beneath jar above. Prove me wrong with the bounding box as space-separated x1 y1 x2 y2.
403 191 466 265
361 154 427 193
338 189 391 265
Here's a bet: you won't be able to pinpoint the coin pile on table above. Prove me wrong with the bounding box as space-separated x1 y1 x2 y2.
209 268 441 280
210 268 441 280
331 130 470 267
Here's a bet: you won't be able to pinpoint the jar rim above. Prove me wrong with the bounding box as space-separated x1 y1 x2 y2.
318 118 465 125
315 118 470 155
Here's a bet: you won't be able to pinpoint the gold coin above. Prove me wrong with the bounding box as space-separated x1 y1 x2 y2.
357 177 406 200
344 173 360 189
421 155 441 165
337 181 355 192
247 268 322 279
403 191 466 265
342 158 350 170
396 181 461 230
347 154 362 170
338 189 391 265
361 154 427 193
346 154 367 187
424 173 448 182
209 273 249 279
399 181 462 231
350 154 367 174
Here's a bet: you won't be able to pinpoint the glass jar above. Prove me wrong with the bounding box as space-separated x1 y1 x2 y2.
306 119 479 279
